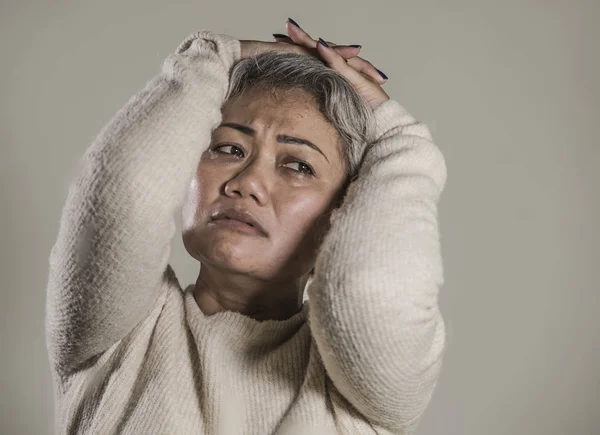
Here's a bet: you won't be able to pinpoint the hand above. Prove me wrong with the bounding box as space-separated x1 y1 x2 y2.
239 38 362 62
274 19 390 110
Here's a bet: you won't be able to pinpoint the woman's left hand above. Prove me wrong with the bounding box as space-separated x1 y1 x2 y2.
274 19 390 110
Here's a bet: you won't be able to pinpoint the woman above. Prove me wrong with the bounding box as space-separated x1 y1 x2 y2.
46 18 448 435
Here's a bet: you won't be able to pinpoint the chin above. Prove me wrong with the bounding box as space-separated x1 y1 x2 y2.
183 228 262 271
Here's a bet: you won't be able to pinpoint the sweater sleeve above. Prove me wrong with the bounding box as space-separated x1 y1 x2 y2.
45 30 240 376
306 98 448 433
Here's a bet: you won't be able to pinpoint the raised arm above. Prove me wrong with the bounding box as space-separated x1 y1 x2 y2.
45 31 240 376
307 98 448 433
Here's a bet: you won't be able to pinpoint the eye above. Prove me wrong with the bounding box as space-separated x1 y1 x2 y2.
285 160 315 176
214 144 245 158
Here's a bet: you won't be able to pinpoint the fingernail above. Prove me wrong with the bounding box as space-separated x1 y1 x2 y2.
376 68 388 80
350 44 362 48
288 18 301 28
272 33 288 38
318 38 329 48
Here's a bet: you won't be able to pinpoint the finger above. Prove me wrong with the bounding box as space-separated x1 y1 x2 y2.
285 20 317 47
317 39 381 87
273 33 361 59
316 38 362 79
284 19 359 52
285 26 349 52
346 56 388 84
273 33 362 59
332 45 362 58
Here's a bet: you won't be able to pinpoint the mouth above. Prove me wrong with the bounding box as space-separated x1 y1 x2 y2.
208 207 269 237
209 217 266 236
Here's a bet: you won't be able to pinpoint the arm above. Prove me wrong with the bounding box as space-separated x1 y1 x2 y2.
307 99 448 433
45 30 240 376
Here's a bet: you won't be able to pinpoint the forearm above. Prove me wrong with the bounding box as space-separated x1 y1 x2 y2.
46 30 240 375
307 99 448 432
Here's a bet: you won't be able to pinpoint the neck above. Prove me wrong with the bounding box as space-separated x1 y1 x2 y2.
192 264 308 321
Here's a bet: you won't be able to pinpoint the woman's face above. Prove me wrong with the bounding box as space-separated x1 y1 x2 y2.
181 86 348 280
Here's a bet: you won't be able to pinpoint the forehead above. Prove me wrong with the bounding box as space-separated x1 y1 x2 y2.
221 87 341 145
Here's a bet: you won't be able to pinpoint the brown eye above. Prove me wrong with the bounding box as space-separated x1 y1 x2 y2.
285 160 315 176
215 144 244 157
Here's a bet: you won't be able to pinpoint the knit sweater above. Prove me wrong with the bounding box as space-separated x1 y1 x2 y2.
45 30 448 435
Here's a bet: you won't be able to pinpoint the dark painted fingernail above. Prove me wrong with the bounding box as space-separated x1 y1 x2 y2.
318 38 329 48
288 18 301 28
376 68 388 80
350 44 362 48
273 33 288 39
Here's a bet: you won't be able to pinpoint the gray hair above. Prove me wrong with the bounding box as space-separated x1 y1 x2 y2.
224 51 375 197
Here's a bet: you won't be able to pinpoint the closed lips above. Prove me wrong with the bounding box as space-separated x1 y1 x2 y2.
211 208 268 236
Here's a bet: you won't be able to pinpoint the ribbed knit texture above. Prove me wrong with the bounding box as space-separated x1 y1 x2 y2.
45 30 448 435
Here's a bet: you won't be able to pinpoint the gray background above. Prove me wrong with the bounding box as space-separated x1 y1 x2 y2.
1 1 598 434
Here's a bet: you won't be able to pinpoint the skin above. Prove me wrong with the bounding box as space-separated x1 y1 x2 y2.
182 19 390 321
182 87 347 321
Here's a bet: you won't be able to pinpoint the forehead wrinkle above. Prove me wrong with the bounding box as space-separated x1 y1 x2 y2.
228 106 320 139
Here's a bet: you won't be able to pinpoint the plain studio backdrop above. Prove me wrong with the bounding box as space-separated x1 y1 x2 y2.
1 1 598 434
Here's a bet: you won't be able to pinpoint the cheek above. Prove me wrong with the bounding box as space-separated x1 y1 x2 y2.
278 191 333 237
181 168 216 231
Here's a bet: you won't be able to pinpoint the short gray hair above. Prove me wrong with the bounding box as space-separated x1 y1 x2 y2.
224 51 375 197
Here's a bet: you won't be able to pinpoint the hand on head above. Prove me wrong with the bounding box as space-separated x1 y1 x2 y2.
239 18 390 110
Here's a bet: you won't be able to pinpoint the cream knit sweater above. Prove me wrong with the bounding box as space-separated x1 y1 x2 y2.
45 30 448 435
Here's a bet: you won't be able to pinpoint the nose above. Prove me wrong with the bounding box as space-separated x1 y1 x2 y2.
223 159 269 205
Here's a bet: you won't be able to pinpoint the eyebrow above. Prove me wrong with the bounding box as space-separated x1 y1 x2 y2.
219 122 329 163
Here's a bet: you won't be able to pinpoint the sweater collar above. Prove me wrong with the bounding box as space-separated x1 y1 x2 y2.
183 285 309 347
